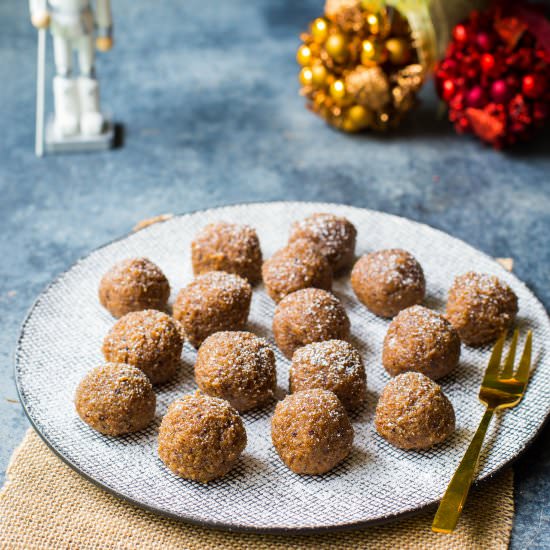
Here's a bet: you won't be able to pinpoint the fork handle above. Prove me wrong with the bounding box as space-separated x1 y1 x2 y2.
432 407 495 533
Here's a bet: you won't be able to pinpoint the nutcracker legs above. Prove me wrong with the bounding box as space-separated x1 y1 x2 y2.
52 33 104 137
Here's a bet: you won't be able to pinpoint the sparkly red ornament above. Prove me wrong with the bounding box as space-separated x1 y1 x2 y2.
435 3 550 148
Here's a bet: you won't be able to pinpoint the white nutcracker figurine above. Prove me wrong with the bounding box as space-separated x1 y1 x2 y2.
30 0 115 155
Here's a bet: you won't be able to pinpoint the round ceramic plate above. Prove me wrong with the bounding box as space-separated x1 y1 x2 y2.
15 202 550 533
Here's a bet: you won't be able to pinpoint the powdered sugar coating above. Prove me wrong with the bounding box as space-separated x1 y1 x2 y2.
351 249 425 318
446 272 518 345
289 213 357 273
375 372 455 450
75 363 156 436
271 389 354 474
383 305 460 380
272 288 351 359
191 222 263 284
262 238 332 302
158 392 247 483
98 258 170 318
173 271 252 348
102 309 183 385
195 331 277 412
290 340 366 410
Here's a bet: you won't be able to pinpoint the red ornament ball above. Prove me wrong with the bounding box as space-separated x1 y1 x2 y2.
522 74 546 98
442 79 455 101
475 32 492 51
453 24 468 43
480 53 495 73
467 86 486 108
435 4 550 148
490 80 510 103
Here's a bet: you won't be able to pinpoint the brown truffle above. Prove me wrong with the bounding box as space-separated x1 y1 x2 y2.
102 310 183 385
272 288 351 359
98 258 170 318
262 239 332 303
173 271 252 348
383 306 461 380
446 272 518 346
158 392 247 482
289 340 366 410
351 249 425 318
195 331 277 412
271 389 353 474
289 213 357 273
75 363 156 436
375 372 455 450
191 222 262 284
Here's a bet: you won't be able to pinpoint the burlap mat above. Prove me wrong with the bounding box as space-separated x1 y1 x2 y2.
0 429 513 549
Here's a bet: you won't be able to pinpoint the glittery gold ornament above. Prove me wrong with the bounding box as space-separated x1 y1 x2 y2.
297 0 424 132
346 66 390 111
325 0 364 32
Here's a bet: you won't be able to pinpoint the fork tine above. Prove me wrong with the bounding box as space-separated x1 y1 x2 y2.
483 332 506 383
514 331 533 388
501 329 519 378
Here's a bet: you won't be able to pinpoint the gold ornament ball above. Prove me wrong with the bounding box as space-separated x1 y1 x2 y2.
347 104 373 128
330 79 347 101
311 63 328 86
325 33 348 61
311 18 329 43
361 39 387 65
366 13 381 35
299 67 314 86
385 38 411 65
296 45 312 66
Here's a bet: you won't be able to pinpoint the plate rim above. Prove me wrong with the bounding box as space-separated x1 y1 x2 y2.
14 200 550 534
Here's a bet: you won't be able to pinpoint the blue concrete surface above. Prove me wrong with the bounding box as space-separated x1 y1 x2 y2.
1 0 548 546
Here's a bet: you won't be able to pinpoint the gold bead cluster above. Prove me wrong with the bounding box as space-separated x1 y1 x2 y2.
297 0 425 132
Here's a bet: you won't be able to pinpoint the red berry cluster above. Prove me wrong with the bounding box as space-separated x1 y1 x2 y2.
435 5 549 148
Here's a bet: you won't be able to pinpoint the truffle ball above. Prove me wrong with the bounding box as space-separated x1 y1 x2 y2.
75 363 156 436
375 372 455 450
446 272 518 346
102 310 183 385
173 271 252 348
158 392 247 482
290 340 366 410
191 222 262 284
262 239 332 303
273 288 351 359
99 258 170 318
195 331 277 412
383 306 461 380
271 389 353 474
351 249 425 318
289 213 357 273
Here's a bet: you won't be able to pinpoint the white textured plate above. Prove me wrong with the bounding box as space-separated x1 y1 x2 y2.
15 202 550 533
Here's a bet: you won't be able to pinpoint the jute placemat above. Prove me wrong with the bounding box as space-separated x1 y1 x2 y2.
0 429 513 549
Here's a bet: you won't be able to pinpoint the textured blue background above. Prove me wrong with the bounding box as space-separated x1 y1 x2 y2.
1 0 548 546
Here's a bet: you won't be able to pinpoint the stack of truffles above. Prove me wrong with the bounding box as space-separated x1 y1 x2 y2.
75 214 518 482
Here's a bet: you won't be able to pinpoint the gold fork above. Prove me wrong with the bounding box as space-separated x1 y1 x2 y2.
432 329 533 533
